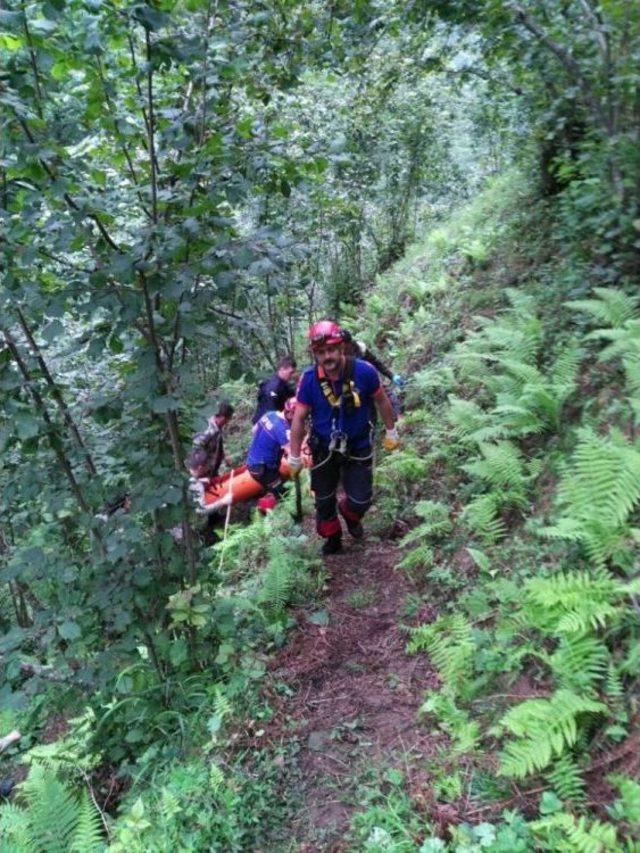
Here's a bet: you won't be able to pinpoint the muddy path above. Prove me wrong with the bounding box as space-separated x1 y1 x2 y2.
261 536 441 851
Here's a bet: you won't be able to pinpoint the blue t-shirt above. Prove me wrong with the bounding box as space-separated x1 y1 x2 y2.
297 358 380 449
247 411 289 468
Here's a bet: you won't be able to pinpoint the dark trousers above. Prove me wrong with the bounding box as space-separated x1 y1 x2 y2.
248 464 284 497
310 448 373 538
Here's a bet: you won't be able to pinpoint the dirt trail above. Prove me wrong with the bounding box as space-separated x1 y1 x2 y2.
262 537 440 851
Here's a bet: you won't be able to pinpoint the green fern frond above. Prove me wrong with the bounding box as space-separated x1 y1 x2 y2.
559 430 640 526
522 568 626 634
0 802 31 851
3 765 105 853
505 287 538 316
491 401 545 436
542 430 640 567
208 763 225 796
550 341 583 394
419 691 481 754
397 544 434 571
258 545 294 613
408 614 475 695
530 810 619 852
376 449 431 482
468 423 512 443
498 690 607 778
401 501 452 545
495 357 543 386
567 287 639 329
212 687 232 724
547 634 609 694
546 754 586 805
462 441 526 489
21 765 80 853
604 664 624 701
608 774 640 824
69 790 103 852
447 396 490 442
463 492 507 543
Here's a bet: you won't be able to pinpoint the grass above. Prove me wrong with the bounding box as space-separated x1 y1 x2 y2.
347 587 378 609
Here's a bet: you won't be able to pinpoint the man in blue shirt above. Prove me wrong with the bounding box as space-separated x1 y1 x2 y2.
246 398 296 511
288 321 400 555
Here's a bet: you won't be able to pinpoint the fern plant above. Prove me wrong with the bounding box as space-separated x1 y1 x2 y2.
567 287 639 330
408 613 476 698
497 690 607 778
0 764 104 852
419 691 481 754
520 568 632 635
542 428 640 569
568 287 640 425
608 774 640 828
398 501 451 571
461 441 532 542
257 532 318 615
544 633 609 695
545 753 587 805
589 317 640 422
530 810 619 852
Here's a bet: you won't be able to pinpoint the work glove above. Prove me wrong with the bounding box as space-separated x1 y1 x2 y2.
288 455 303 477
392 374 405 388
383 427 400 452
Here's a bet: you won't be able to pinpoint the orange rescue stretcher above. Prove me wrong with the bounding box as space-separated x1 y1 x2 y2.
190 451 310 515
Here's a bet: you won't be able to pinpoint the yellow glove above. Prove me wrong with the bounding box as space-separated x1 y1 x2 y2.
383 427 400 452
288 455 303 477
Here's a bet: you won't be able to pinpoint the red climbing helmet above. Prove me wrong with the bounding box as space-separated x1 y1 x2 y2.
308 320 344 349
283 397 298 420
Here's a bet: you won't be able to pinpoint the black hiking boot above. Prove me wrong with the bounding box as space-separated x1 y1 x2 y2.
321 534 343 556
344 516 364 540
339 500 364 540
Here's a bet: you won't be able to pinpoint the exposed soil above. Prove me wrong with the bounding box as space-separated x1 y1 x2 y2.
261 536 441 851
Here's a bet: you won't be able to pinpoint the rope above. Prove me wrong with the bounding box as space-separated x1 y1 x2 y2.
217 466 235 572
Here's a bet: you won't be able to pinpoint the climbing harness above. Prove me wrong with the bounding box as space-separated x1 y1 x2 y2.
316 357 361 413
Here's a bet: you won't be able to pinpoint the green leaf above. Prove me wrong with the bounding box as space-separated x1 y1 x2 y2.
307 609 329 626
540 791 563 814
16 415 41 439
151 396 179 413
58 620 81 640
169 638 188 667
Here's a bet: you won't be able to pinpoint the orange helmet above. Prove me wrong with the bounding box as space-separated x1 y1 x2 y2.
308 320 344 349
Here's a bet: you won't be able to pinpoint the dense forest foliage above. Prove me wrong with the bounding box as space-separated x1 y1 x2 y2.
1 0 639 850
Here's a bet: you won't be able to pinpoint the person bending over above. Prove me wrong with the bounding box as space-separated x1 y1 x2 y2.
246 397 297 512
188 401 234 479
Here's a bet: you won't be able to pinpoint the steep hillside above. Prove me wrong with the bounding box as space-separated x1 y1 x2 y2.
107 172 640 850
3 172 638 852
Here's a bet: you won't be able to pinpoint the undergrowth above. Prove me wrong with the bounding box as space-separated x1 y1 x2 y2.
349 172 640 850
4 172 640 852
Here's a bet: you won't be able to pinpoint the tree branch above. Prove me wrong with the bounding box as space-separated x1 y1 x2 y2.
507 2 606 126
1 327 95 520
16 308 98 475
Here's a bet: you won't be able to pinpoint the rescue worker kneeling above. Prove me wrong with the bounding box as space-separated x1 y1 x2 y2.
288 321 400 555
246 397 297 513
